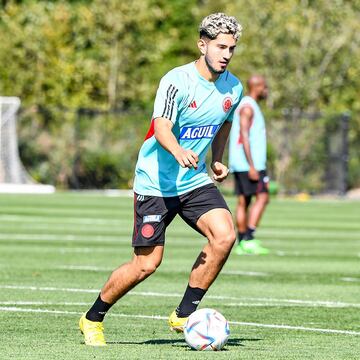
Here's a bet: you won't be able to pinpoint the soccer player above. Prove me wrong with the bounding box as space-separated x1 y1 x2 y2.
79 13 243 346
229 75 270 255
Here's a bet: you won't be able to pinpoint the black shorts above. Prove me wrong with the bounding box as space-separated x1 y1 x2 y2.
233 170 269 196
132 184 230 247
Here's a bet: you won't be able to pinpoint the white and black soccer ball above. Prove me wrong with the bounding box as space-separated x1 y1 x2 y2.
184 308 230 351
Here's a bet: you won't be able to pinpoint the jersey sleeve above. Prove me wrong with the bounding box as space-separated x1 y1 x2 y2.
152 71 184 124
225 86 243 123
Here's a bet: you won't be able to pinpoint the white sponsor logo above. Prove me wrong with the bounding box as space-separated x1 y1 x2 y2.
137 195 145 201
143 215 161 223
179 125 219 140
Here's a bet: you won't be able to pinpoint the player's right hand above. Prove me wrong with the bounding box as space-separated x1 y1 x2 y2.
248 166 259 181
173 148 199 169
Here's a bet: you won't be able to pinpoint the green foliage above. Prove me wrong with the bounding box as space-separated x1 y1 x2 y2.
0 0 359 189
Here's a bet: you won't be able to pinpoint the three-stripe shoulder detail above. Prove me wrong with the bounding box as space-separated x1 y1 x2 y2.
161 84 179 119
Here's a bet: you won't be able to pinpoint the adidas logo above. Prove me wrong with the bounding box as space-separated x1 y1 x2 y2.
188 100 197 108
192 300 200 305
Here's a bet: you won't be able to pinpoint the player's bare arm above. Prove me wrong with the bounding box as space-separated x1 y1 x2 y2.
211 121 231 182
239 106 259 181
154 117 199 169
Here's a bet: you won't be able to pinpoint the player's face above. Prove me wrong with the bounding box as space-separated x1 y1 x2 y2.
200 33 237 74
258 81 268 100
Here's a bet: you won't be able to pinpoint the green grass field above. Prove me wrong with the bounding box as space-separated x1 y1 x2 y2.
0 193 359 359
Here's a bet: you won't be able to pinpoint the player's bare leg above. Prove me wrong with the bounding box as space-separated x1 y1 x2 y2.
190 208 235 288
247 192 269 229
100 245 164 303
236 192 269 255
236 194 249 239
80 246 163 345
169 208 235 331
95 245 163 304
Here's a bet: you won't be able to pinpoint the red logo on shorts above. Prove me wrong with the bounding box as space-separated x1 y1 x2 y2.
141 224 155 238
223 97 233 113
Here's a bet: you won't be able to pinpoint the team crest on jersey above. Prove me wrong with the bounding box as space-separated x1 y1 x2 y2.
141 224 155 238
179 125 220 140
223 97 233 112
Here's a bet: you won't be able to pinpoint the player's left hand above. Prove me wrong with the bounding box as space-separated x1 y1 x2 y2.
211 161 229 183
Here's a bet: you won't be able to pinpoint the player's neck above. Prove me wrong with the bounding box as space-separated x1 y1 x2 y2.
195 58 220 82
249 92 259 102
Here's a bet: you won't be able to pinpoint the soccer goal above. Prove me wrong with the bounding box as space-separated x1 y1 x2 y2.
0 97 55 193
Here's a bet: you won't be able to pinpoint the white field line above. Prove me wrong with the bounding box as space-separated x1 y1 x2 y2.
340 277 360 282
0 224 128 233
55 265 269 277
0 234 124 242
2 245 359 259
1 284 359 308
0 246 123 254
0 301 89 306
1 234 359 252
2 212 360 225
0 220 129 228
0 233 136 246
56 265 113 271
1 228 359 242
262 228 360 237
2 215 360 239
0 306 359 336
0 301 348 308
2 242 359 261
224 302 331 307
60 247 119 254
222 270 268 276
0 215 125 226
0 285 99 293
228 320 360 336
0 234 202 245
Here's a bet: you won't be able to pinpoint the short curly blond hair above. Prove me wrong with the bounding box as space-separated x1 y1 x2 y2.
199 13 242 41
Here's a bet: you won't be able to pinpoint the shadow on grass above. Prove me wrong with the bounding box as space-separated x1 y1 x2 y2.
107 337 262 348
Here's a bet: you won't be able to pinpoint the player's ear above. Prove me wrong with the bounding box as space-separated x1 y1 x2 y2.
197 38 207 55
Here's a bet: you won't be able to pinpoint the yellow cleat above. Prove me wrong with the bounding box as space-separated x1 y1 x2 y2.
168 310 188 333
79 314 107 346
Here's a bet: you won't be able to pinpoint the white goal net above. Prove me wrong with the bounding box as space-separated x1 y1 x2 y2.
0 97 55 193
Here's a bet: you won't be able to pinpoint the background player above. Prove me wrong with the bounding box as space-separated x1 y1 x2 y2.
79 13 243 346
229 75 270 255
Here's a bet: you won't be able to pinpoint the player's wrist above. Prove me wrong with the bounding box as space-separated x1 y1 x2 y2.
211 160 221 167
171 145 184 157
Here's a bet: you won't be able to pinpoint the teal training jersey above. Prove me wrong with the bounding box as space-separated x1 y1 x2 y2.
134 62 243 197
229 96 267 172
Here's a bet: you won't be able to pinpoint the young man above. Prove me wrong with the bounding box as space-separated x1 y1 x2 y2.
229 75 270 255
79 13 243 346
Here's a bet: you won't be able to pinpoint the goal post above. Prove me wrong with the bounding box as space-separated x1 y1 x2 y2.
0 96 55 193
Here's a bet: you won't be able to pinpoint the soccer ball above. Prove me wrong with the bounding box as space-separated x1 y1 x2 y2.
184 308 230 351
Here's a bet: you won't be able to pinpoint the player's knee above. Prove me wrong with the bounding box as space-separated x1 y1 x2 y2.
139 264 157 278
213 229 236 252
238 196 247 208
257 193 269 206
262 193 270 205
245 195 252 208
265 194 270 205
138 258 161 279
133 256 161 280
